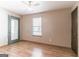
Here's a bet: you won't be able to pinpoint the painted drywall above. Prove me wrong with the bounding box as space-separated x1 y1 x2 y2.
20 8 71 48
77 3 79 57
0 7 21 46
78 4 79 57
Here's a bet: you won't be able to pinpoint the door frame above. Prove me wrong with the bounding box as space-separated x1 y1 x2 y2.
71 7 78 55
8 15 20 44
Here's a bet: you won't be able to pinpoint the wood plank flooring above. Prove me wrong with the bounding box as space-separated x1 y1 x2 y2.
0 41 76 57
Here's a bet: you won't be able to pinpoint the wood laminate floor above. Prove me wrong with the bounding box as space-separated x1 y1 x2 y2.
0 41 76 57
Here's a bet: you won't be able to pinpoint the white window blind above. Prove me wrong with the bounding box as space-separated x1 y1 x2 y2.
32 17 42 36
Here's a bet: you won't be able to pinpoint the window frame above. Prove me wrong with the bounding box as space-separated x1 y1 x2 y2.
32 17 42 36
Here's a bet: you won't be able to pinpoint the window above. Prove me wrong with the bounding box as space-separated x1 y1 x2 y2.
32 17 42 36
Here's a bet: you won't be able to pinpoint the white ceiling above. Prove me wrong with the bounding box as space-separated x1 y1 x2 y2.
0 1 76 15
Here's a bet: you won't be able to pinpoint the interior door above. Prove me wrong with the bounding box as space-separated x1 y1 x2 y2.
8 16 20 44
71 7 78 55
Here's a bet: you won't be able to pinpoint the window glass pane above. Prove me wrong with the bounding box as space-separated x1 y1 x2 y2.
33 26 40 32
33 32 42 36
11 19 18 40
33 17 41 26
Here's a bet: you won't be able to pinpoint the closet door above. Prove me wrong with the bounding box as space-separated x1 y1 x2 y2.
8 16 20 44
71 7 78 55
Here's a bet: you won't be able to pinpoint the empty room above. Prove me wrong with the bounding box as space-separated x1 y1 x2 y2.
0 0 79 57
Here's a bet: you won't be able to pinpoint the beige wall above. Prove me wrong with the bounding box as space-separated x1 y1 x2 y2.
78 4 79 57
20 8 71 48
77 3 79 57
